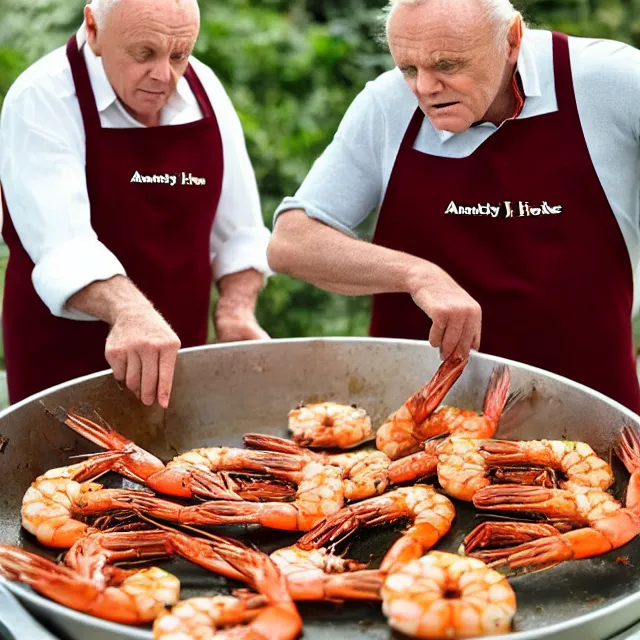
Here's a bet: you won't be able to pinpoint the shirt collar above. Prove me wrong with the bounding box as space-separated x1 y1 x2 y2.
434 28 542 143
74 23 194 119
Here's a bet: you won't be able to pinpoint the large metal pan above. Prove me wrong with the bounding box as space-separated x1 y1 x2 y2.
0 338 639 640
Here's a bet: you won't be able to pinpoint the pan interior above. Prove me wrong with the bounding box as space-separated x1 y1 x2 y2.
0 339 638 640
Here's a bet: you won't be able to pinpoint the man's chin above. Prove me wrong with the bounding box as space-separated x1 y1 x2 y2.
427 114 472 135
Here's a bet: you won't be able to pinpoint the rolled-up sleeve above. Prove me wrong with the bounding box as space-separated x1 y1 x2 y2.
0 83 126 321
273 84 386 238
197 65 271 283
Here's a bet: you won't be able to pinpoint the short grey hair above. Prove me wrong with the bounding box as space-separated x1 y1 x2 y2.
87 0 123 29
88 0 199 30
382 0 523 49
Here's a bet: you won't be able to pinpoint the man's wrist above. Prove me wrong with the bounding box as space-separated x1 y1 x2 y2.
403 259 437 298
67 275 155 326
216 269 264 310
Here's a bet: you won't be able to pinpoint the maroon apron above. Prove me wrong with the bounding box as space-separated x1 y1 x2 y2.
369 32 640 412
1 36 224 404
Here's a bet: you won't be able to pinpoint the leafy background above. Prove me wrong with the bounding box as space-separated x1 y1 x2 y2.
1 0 640 354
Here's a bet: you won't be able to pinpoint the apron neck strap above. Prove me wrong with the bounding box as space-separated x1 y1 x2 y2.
183 65 215 119
550 31 578 116
66 35 102 136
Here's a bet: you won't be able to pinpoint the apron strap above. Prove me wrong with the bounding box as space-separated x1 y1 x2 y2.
551 32 579 118
183 65 216 119
399 106 425 153
66 35 102 138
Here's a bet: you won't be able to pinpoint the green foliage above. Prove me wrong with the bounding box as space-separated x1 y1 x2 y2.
1 0 640 347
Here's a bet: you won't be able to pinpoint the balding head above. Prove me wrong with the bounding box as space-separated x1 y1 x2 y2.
85 0 200 127
384 0 523 133
88 0 200 30
384 0 521 48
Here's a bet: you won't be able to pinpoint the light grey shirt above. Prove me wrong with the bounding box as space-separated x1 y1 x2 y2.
274 29 640 311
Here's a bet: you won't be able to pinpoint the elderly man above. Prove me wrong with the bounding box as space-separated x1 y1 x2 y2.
0 0 271 407
268 0 640 412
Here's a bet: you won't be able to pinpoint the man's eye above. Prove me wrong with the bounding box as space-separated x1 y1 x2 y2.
171 53 188 62
436 61 461 73
399 66 417 78
134 49 153 62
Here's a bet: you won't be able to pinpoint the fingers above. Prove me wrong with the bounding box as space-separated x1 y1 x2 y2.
157 346 179 410
440 315 466 360
422 295 482 360
107 348 127 383
451 317 475 361
125 351 142 401
139 348 160 407
106 310 181 409
428 320 446 352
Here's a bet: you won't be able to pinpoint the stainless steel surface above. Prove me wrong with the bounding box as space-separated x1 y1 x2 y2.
609 621 640 640
0 337 638 640
0 580 59 640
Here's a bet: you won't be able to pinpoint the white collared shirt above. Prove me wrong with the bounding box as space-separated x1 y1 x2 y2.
0 26 271 321
274 29 640 312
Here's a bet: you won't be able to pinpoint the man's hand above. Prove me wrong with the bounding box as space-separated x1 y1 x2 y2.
214 268 269 343
67 276 181 408
214 302 270 342
105 306 181 408
407 263 482 360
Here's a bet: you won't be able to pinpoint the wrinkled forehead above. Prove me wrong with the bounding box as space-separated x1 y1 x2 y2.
387 1 494 62
106 0 200 44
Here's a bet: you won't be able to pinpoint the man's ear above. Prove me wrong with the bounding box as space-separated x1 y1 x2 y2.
507 15 523 64
85 4 101 55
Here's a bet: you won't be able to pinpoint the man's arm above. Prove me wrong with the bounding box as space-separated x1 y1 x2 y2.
267 72 481 359
0 73 181 407
269 210 481 359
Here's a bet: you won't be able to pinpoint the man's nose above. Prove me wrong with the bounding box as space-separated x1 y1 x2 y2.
149 58 172 83
415 71 444 98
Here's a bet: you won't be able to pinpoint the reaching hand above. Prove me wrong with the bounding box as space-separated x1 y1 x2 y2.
409 263 482 360
105 305 181 409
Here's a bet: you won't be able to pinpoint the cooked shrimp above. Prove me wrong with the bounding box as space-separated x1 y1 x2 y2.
153 595 267 639
288 401 373 449
463 522 568 561
297 485 456 573
381 551 516 639
153 541 302 640
267 545 382 601
387 366 512 486
59 409 298 501
477 438 614 490
109 461 346 531
464 426 640 572
0 544 179 624
435 437 498 502
244 433 391 500
64 527 176 585
417 364 512 440
435 431 614 503
376 355 469 460
87 525 382 603
173 526 382 602
20 450 145 548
